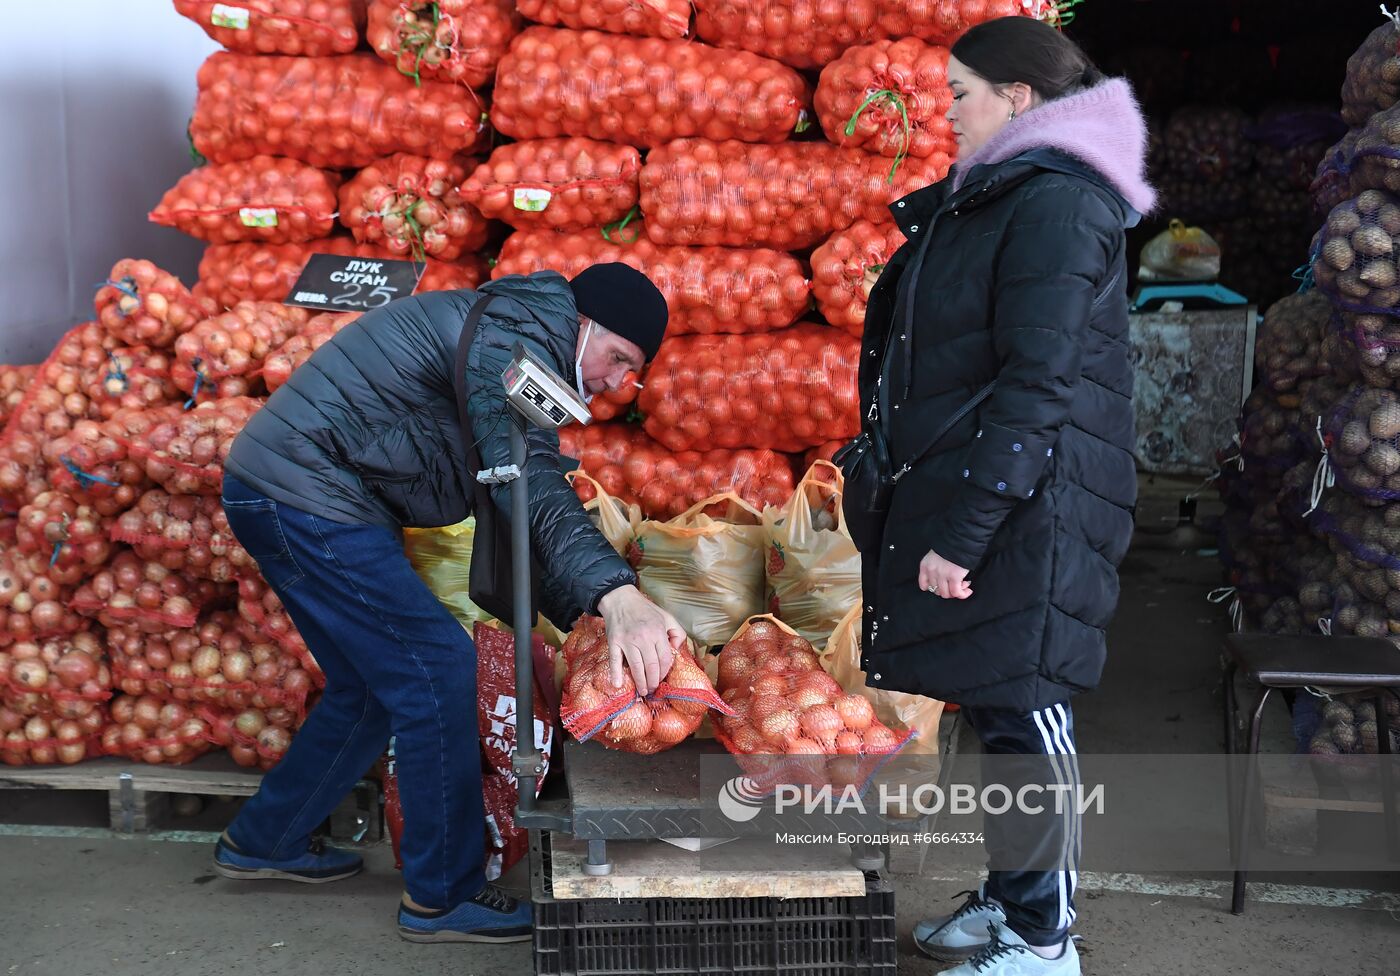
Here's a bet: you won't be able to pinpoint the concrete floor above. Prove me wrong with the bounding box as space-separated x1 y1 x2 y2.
2 492 1399 974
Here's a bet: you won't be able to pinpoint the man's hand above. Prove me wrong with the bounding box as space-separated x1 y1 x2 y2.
918 550 973 600
596 585 687 697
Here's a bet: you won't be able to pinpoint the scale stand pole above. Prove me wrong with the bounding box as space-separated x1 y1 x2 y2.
508 406 542 815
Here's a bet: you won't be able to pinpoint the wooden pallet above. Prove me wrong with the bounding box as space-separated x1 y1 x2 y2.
0 753 263 833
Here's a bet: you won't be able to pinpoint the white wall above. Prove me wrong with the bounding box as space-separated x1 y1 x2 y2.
0 4 218 364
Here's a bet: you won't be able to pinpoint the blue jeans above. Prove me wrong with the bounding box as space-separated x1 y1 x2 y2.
221 475 485 909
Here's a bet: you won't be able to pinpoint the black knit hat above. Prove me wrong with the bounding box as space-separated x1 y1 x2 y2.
568 263 668 361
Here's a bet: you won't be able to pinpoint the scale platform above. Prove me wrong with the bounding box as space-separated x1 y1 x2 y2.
518 738 937 875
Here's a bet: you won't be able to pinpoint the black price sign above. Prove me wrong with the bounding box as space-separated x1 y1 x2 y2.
283 254 424 313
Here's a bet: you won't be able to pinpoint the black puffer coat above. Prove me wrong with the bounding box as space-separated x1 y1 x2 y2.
857 141 1143 712
225 273 635 628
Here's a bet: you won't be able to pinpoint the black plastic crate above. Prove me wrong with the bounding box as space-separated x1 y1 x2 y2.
530 833 897 976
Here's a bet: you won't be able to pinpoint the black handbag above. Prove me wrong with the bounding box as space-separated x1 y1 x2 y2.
835 218 993 552
451 294 541 623
835 383 993 553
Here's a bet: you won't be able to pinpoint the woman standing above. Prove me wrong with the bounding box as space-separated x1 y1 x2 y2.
852 17 1153 975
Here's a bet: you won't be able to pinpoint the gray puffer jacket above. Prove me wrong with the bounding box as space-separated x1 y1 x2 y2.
224 272 635 628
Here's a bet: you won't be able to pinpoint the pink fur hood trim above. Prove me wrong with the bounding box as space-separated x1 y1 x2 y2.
951 77 1157 215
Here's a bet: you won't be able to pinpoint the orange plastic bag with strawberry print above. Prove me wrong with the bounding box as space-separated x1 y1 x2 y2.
762 461 861 649
821 605 943 774
631 494 767 647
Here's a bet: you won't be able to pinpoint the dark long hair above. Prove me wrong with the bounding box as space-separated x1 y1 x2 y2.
950 17 1104 101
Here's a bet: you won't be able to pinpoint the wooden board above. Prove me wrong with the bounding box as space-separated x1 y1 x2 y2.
548 835 867 900
0 753 263 795
1 754 264 832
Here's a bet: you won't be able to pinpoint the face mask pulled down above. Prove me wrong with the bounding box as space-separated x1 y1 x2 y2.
574 319 595 404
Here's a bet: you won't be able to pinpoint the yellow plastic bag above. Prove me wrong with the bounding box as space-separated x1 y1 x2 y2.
821 605 944 758
1137 218 1222 282
404 519 493 632
567 469 639 559
634 494 766 647
763 460 862 649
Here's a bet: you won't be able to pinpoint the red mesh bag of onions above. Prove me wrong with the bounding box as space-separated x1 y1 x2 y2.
113 397 264 496
491 28 811 149
0 629 112 720
95 259 214 350
107 613 315 715
338 154 490 262
515 0 690 40
692 0 1059 71
81 348 182 421
149 156 342 245
493 224 810 336
190 52 491 169
638 325 861 452
174 302 312 404
101 694 214 765
815 38 955 164
0 703 108 766
263 312 361 393
560 426 796 520
194 238 490 309
367 0 520 90
559 615 733 755
112 490 255 582
462 139 641 234
173 0 367 57
640 138 950 249
0 365 38 428
0 550 84 646
71 552 234 634
712 615 913 792
199 702 301 770
0 323 125 510
810 219 906 337
236 574 326 689
43 416 152 517
15 491 114 586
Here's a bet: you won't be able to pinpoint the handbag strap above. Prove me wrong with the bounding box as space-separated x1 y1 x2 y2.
891 380 995 483
451 293 499 479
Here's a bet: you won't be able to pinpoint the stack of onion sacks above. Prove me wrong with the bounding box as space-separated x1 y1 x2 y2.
559 615 731 755
714 616 911 790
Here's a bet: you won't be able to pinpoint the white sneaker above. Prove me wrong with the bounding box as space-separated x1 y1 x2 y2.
913 885 1008 962
941 922 1080 976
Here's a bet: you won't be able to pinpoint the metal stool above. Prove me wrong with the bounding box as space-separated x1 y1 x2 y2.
1221 633 1400 915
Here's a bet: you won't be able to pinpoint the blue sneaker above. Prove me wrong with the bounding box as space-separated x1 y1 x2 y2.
213 836 363 883
397 884 533 944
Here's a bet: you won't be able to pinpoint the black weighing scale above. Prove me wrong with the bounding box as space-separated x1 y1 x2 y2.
494 344 935 878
